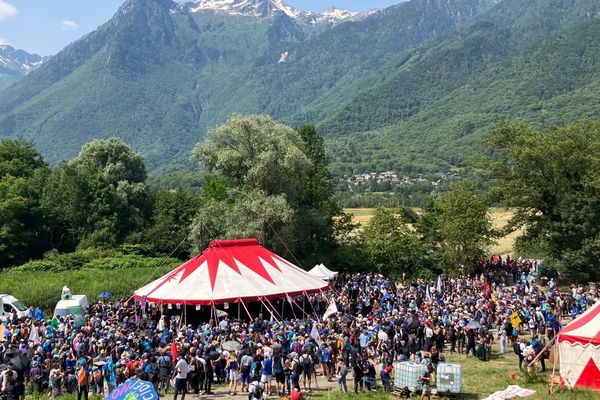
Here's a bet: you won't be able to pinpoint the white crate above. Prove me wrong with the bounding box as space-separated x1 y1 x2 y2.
436 363 462 394
393 361 427 392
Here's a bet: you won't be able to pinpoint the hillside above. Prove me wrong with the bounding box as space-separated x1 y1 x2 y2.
327 15 600 175
318 0 600 137
0 0 599 175
0 0 497 169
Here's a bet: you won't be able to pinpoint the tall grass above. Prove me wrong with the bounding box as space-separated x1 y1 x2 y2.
0 264 177 312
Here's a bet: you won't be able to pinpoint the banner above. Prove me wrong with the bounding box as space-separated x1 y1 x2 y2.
310 322 322 345
322 302 338 321
107 377 158 400
510 312 521 329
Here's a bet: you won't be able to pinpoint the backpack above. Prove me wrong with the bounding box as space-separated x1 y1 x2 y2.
77 369 88 385
300 355 311 373
513 342 521 356
250 361 261 379
158 355 172 371
338 363 347 377
273 356 283 374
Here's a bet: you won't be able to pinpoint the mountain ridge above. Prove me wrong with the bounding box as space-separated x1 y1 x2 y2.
188 0 378 25
0 0 599 177
0 45 47 91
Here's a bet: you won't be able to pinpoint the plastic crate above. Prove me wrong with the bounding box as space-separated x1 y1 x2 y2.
393 361 427 392
436 363 462 394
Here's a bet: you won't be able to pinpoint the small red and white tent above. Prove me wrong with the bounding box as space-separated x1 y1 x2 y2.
134 239 329 305
558 300 600 390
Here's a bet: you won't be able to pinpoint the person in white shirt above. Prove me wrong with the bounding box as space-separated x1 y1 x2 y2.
173 354 189 400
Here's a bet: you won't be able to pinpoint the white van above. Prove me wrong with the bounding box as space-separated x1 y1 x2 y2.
0 294 29 321
53 294 89 318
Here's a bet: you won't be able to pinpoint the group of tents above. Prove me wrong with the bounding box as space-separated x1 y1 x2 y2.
132 237 600 393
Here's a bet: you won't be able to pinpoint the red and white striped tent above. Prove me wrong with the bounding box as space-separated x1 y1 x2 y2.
134 239 329 305
558 300 600 390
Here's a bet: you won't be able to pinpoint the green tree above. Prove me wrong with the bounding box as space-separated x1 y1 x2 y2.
193 116 340 263
140 188 201 258
360 207 423 277
433 180 494 273
0 140 50 266
475 120 600 282
43 138 150 250
191 188 293 253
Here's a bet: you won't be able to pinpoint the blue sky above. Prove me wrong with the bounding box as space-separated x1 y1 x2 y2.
0 0 402 55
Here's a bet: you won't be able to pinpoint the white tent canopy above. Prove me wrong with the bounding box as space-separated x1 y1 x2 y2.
308 263 338 281
557 300 600 390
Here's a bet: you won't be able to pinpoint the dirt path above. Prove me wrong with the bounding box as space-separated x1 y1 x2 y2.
160 375 341 400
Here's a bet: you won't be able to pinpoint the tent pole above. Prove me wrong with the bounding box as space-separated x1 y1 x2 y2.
241 300 253 321
527 336 556 369
212 301 218 328
260 299 278 323
264 297 282 321
238 302 241 321
549 340 558 395
305 292 319 321
286 294 298 319
281 299 284 320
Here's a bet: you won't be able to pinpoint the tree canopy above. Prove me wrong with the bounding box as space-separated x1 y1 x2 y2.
192 115 341 262
475 120 600 282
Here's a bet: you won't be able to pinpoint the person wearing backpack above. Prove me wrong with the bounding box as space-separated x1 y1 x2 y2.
157 353 172 394
260 354 273 396
336 357 348 393
240 352 253 393
76 364 89 400
272 353 285 396
352 357 364 394
290 354 301 391
147 356 159 391
298 350 312 391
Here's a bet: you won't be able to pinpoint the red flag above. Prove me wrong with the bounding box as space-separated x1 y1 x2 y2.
171 341 178 361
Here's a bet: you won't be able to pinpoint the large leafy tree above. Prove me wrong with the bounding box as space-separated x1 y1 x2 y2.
432 180 495 273
475 120 600 282
192 115 340 262
43 138 150 250
360 207 423 277
0 140 50 266
141 188 202 258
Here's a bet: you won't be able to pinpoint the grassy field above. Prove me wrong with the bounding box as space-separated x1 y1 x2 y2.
0 265 176 312
345 208 520 256
308 343 597 400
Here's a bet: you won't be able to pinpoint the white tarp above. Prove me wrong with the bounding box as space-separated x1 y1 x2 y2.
484 385 535 400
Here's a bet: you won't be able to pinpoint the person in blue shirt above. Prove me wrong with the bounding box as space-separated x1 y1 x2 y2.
261 354 273 395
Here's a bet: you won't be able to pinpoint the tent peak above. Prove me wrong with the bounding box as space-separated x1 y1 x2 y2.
208 238 259 248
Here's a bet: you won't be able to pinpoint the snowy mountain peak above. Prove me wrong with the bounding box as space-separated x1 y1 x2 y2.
0 45 46 74
190 0 374 25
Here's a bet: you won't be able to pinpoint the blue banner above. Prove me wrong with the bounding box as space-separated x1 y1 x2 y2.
107 378 158 400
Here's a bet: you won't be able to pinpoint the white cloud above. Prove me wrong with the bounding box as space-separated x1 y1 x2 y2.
0 1 18 21
0 37 9 46
61 19 78 30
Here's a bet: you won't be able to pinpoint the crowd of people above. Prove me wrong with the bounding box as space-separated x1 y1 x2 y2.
0 255 598 400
